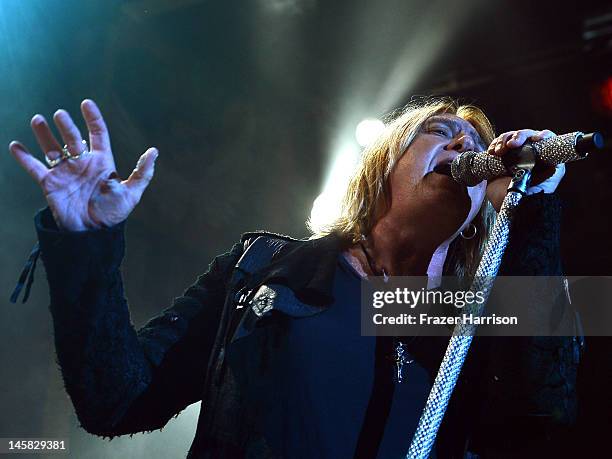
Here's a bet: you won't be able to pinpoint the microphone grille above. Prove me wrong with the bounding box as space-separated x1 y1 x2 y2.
451 151 479 186
451 151 506 186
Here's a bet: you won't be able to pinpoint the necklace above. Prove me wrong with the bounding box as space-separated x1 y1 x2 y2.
393 340 411 384
359 239 412 383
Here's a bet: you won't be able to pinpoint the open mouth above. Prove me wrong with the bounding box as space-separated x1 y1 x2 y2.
432 163 452 176
427 161 469 197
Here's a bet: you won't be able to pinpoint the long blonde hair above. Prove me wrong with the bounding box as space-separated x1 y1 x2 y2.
309 96 497 279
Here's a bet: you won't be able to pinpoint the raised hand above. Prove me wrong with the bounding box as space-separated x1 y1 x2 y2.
9 99 158 231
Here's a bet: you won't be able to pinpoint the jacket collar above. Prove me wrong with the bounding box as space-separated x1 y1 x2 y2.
240 232 348 307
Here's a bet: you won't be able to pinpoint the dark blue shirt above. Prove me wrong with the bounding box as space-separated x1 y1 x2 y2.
227 254 434 458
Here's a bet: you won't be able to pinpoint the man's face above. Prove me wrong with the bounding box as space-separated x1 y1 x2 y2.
387 113 488 239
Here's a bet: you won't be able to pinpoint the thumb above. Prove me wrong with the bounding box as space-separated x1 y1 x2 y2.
125 147 158 195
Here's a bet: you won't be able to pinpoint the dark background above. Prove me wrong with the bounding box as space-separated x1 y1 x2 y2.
1 0 610 457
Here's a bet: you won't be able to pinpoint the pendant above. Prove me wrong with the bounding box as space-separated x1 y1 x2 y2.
393 340 413 384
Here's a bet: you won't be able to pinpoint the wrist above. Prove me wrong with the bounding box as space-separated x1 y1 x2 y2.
51 211 105 232
41 207 119 233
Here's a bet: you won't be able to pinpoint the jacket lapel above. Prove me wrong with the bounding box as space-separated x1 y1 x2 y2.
229 232 347 343
254 232 346 307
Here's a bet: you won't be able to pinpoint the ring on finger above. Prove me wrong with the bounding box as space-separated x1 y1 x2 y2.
46 140 89 168
45 153 64 168
62 139 89 160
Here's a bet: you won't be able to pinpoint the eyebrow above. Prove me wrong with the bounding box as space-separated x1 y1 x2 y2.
426 116 486 151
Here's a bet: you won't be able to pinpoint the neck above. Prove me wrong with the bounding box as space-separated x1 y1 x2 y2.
364 217 452 277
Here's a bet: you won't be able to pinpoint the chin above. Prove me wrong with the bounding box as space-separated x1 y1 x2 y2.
426 169 463 188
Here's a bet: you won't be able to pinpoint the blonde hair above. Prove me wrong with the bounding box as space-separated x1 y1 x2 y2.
308 96 497 279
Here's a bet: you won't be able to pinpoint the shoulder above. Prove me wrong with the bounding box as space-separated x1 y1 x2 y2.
239 230 348 257
240 230 303 247
238 230 312 258
236 231 310 274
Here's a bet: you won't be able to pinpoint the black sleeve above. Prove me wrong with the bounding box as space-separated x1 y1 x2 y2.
35 207 243 438
469 192 580 455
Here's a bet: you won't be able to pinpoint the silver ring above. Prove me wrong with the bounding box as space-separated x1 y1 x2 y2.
45 153 63 168
63 139 89 160
46 140 89 168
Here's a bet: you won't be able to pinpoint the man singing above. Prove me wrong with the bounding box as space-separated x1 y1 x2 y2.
9 97 579 458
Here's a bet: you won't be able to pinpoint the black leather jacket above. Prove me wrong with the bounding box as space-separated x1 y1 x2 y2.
31 192 580 458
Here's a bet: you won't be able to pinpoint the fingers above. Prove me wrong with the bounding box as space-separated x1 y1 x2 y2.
124 148 159 196
551 162 566 180
9 141 48 184
488 132 514 156
53 109 86 157
12 101 112 186
505 129 539 149
489 129 557 156
530 129 555 141
31 115 63 157
81 99 111 152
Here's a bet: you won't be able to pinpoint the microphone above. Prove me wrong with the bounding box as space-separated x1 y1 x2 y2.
440 131 604 186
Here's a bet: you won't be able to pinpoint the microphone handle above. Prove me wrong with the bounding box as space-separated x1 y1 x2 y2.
451 131 604 186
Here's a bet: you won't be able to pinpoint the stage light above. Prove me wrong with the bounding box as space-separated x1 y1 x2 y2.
307 0 488 232
355 118 385 147
600 77 612 112
591 76 612 115
309 144 360 231
309 192 339 232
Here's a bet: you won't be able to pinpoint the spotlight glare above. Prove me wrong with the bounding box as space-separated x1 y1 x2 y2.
310 192 340 232
355 118 384 147
309 144 360 232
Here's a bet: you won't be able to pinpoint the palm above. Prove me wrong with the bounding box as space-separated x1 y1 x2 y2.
9 100 158 231
42 150 121 229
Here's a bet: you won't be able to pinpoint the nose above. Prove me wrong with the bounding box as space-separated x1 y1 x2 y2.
445 133 475 153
